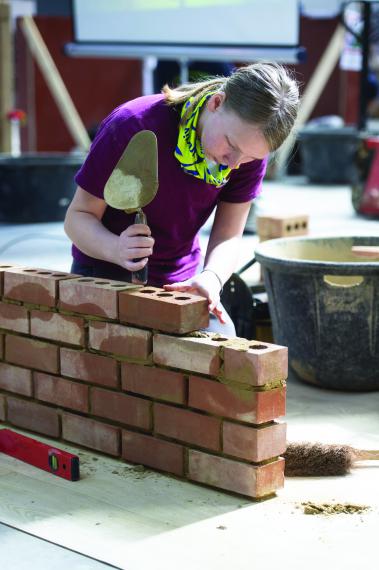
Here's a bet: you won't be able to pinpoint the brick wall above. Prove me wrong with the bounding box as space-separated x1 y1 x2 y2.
0 264 287 499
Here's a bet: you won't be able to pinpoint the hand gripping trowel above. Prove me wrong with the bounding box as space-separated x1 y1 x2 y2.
104 130 159 284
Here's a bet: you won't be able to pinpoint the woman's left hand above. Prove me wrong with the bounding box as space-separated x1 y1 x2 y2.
163 272 226 324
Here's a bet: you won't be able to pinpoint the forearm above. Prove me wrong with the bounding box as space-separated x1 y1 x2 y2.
203 235 242 286
64 210 119 264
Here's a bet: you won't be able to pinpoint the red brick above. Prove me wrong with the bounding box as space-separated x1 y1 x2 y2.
35 372 88 413
256 214 309 239
5 335 59 373
119 286 209 334
0 362 32 396
60 348 118 388
89 321 151 361
188 450 284 498
59 277 135 319
62 412 119 455
153 334 221 376
189 376 286 424
0 394 6 421
222 340 288 386
7 397 60 437
121 362 186 404
0 301 29 333
122 429 184 476
223 421 287 462
0 263 21 294
154 403 220 451
4 267 73 307
31 310 85 346
91 387 151 430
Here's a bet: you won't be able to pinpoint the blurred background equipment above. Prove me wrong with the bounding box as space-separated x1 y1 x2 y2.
255 235 379 391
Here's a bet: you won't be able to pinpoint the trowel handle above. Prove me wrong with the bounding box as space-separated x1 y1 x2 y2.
132 209 148 285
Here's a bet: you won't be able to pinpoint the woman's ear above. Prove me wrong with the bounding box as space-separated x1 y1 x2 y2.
207 92 226 112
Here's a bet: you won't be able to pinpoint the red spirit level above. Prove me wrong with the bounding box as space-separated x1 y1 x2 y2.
0 429 80 481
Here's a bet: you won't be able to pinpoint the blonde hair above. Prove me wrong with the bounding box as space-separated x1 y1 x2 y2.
163 62 299 152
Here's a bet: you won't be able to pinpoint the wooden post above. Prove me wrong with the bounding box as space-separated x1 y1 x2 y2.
0 0 13 153
275 24 346 177
20 15 91 151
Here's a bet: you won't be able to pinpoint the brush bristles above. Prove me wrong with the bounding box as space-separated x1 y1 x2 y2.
284 442 354 476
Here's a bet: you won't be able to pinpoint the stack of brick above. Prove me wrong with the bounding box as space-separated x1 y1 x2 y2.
0 264 287 499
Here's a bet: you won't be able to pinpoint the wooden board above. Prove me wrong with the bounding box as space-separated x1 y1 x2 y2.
1 373 379 569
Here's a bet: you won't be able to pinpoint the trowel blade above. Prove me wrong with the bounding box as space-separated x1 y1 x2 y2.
104 130 158 212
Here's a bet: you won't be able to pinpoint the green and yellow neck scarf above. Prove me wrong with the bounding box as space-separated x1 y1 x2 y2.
174 92 231 187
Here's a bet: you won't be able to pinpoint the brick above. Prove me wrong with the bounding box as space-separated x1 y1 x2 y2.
256 214 309 239
35 372 88 413
223 421 287 462
121 362 186 404
188 450 284 498
122 430 184 476
0 362 32 396
89 321 151 361
0 301 29 334
0 263 20 294
5 335 59 373
62 412 119 455
31 310 85 346
119 286 209 334
222 340 288 386
0 394 6 421
189 376 286 424
154 403 220 451
153 334 221 376
7 397 60 437
91 387 151 430
4 267 73 307
59 277 135 319
60 348 118 388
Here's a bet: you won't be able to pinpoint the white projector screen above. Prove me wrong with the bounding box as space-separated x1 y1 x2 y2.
72 0 300 48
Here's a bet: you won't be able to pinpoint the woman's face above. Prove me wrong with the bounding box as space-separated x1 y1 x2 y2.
197 92 270 169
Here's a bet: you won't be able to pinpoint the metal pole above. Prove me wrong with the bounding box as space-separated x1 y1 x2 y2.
359 1 371 131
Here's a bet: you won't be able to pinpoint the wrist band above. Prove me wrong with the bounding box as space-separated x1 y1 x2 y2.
201 268 223 294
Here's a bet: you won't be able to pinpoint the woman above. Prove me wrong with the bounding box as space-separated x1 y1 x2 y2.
64 62 299 334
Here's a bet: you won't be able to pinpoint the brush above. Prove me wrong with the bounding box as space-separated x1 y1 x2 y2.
284 442 379 477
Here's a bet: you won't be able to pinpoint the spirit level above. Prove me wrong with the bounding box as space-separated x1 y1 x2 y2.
0 429 80 481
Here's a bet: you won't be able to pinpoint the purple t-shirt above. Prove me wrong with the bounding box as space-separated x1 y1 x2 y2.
73 94 267 286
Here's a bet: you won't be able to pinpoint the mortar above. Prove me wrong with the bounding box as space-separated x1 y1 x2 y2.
255 235 379 391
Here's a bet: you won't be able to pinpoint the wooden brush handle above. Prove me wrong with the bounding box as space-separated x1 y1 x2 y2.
353 449 379 460
351 246 379 258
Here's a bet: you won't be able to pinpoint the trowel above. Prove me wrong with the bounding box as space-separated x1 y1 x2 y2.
104 130 158 284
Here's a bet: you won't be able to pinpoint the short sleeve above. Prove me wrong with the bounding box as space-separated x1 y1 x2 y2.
74 108 143 199
217 157 268 203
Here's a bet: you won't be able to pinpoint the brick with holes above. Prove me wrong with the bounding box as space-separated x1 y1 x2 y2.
0 301 29 333
221 339 288 386
31 310 85 346
3 267 74 307
188 450 284 498
0 263 20 294
0 362 32 396
153 333 221 376
89 321 152 361
119 286 209 333
59 277 137 319
7 397 60 437
256 214 309 239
